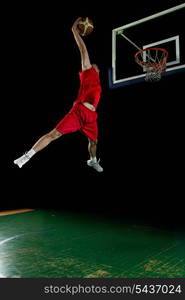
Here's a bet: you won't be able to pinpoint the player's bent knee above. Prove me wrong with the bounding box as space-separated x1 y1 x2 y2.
89 139 97 146
48 129 62 141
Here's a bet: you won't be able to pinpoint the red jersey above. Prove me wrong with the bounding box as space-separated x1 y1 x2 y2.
74 66 102 109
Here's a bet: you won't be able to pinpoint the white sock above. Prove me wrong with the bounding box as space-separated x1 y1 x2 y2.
91 156 97 163
26 149 36 159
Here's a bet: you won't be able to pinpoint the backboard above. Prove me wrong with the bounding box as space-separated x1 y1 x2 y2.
109 3 185 88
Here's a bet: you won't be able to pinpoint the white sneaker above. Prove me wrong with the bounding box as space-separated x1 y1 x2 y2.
14 153 30 168
87 158 103 172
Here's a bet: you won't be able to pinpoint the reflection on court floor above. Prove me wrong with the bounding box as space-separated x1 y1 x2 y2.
0 209 34 216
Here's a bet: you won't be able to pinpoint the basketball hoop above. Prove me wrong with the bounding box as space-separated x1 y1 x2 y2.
135 47 168 82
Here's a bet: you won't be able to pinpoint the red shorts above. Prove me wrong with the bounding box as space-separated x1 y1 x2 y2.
55 103 98 141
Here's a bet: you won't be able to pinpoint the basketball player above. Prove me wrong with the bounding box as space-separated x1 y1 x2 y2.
14 17 103 172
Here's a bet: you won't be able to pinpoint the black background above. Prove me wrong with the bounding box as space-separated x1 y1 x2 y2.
3 1 185 226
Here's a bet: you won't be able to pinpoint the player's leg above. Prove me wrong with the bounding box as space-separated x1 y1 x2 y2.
80 106 103 172
14 129 62 168
14 105 81 168
32 129 62 152
87 139 103 172
88 139 97 160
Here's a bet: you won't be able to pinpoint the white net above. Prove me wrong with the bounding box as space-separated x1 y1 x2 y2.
135 48 168 82
145 66 162 82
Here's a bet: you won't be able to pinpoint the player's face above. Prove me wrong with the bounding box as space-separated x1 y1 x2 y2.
92 64 100 73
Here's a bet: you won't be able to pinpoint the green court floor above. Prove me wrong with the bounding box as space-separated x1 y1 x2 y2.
0 209 185 278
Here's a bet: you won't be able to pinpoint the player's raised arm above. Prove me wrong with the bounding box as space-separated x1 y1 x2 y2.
71 17 91 71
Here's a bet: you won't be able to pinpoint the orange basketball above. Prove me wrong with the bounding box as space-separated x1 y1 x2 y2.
77 17 94 36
